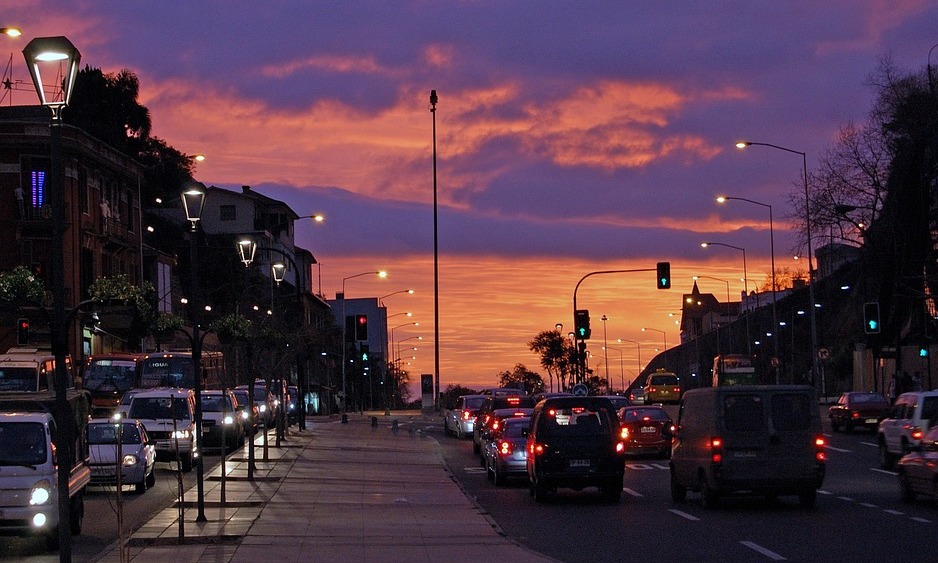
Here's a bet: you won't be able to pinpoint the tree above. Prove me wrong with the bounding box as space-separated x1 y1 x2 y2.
439 384 479 410
496 363 545 395
582 374 609 396
528 330 577 391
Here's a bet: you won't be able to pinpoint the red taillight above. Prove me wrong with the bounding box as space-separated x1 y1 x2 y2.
709 437 723 464
529 442 544 456
507 397 520 405
498 440 512 456
616 442 625 453
851 411 860 420
492 419 500 430
815 435 826 462
462 411 472 420
672 387 681 392
620 427 630 440
649 386 658 393
912 427 924 441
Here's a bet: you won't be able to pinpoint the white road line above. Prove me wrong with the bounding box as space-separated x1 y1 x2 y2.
825 445 852 453
859 502 878 508
668 509 700 521
818 489 833 495
740 541 786 561
870 468 897 476
911 516 932 523
884 509 905 515
860 441 878 447
464 467 486 473
622 487 643 498
837 496 854 501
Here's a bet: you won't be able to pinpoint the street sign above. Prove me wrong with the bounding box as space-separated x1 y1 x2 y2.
771 357 780 367
572 383 588 396
818 348 830 360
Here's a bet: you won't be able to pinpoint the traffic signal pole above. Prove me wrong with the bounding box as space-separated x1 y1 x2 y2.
572 266 666 384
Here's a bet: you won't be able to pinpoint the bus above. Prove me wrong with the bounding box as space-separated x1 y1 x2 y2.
137 350 224 390
81 352 147 416
0 347 74 393
712 354 758 387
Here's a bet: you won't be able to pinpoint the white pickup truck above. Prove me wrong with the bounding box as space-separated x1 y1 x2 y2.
0 353 91 550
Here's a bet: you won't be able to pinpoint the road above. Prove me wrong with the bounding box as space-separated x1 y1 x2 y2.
0 428 278 562
436 406 938 562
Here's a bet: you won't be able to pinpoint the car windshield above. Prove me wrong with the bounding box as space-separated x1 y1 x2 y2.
723 394 764 431
82 360 138 392
0 367 39 392
0 422 46 465
501 419 530 438
129 397 191 421
620 407 670 422
772 393 812 432
651 375 679 386
464 396 486 409
202 394 234 412
850 393 887 404
542 407 613 436
88 423 142 444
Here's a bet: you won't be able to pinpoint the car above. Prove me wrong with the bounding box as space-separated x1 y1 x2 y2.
473 394 537 454
444 394 487 439
478 387 524 397
828 391 889 433
477 407 534 465
669 385 825 508
287 385 299 424
235 383 276 428
898 425 938 503
87 417 156 494
121 387 197 472
526 396 626 502
878 391 938 469
232 388 260 433
617 406 673 458
645 371 681 404
629 387 645 405
532 392 573 402
483 416 531 486
200 390 245 451
596 395 632 411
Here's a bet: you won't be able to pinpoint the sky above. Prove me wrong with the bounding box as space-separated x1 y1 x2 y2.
4 1 938 397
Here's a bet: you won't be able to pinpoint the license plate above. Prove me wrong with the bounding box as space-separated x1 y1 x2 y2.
569 459 590 467
91 467 114 476
865 418 878 424
640 426 656 434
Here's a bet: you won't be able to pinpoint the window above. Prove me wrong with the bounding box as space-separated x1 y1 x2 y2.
723 395 764 431
220 205 236 221
771 394 811 432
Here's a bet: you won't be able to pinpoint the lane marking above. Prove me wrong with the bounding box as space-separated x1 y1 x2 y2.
884 509 905 515
464 467 486 474
837 496 854 501
818 490 833 495
740 541 786 561
825 445 852 453
860 502 878 508
623 487 643 498
668 509 699 521
860 441 877 447
911 516 932 523
870 468 897 476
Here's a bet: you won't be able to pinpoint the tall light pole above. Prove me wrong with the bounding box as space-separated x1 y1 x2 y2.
642 327 667 352
701 241 751 355
430 89 441 408
617 338 642 381
603 346 625 393
23 35 80 561
340 271 387 417
600 315 610 393
180 181 207 523
717 195 778 383
735 141 819 389
692 275 731 303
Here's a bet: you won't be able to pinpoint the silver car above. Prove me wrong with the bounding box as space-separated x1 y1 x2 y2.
88 418 156 494
444 394 487 439
483 416 531 486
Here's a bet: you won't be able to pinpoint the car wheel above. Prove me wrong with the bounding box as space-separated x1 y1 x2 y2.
44 527 60 551
879 439 896 470
480 451 487 468
602 477 623 503
699 474 718 509
443 420 450 436
146 468 156 488
485 458 494 481
69 492 84 535
844 422 853 433
181 452 193 473
798 489 817 508
670 470 687 503
134 478 147 494
899 472 916 503
830 418 840 432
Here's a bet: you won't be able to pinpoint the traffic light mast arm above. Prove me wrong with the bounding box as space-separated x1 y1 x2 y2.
571 267 659 327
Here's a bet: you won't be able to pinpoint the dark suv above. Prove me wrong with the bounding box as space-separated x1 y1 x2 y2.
473 394 536 454
525 396 625 502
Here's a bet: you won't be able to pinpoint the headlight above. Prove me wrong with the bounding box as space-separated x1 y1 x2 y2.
123 454 139 467
30 480 52 505
223 416 234 425
241 411 250 420
259 405 267 413
171 429 191 440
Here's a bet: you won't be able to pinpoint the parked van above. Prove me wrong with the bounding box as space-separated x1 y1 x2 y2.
120 388 197 472
877 390 938 469
669 385 825 508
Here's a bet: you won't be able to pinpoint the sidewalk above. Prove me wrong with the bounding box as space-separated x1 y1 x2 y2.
93 412 555 562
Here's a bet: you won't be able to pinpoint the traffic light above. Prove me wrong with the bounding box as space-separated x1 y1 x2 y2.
863 302 880 334
360 344 370 362
16 318 28 345
574 309 591 339
355 314 368 340
656 262 671 290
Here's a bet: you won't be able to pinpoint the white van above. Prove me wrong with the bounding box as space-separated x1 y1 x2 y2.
877 390 938 468
121 388 196 472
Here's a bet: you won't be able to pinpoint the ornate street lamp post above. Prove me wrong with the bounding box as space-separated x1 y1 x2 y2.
23 35 80 561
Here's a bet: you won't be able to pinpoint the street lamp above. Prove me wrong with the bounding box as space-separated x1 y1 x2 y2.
692 275 731 303
430 89 441 409
23 35 81 559
642 327 667 351
341 271 387 417
701 241 751 355
180 180 208 523
716 195 778 382
379 289 414 307
736 140 820 389
617 338 643 380
600 315 610 393
602 346 626 393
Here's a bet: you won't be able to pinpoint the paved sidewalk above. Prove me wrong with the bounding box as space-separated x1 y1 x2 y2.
93 413 555 562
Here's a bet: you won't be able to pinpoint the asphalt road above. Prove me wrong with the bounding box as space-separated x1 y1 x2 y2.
436 406 938 562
